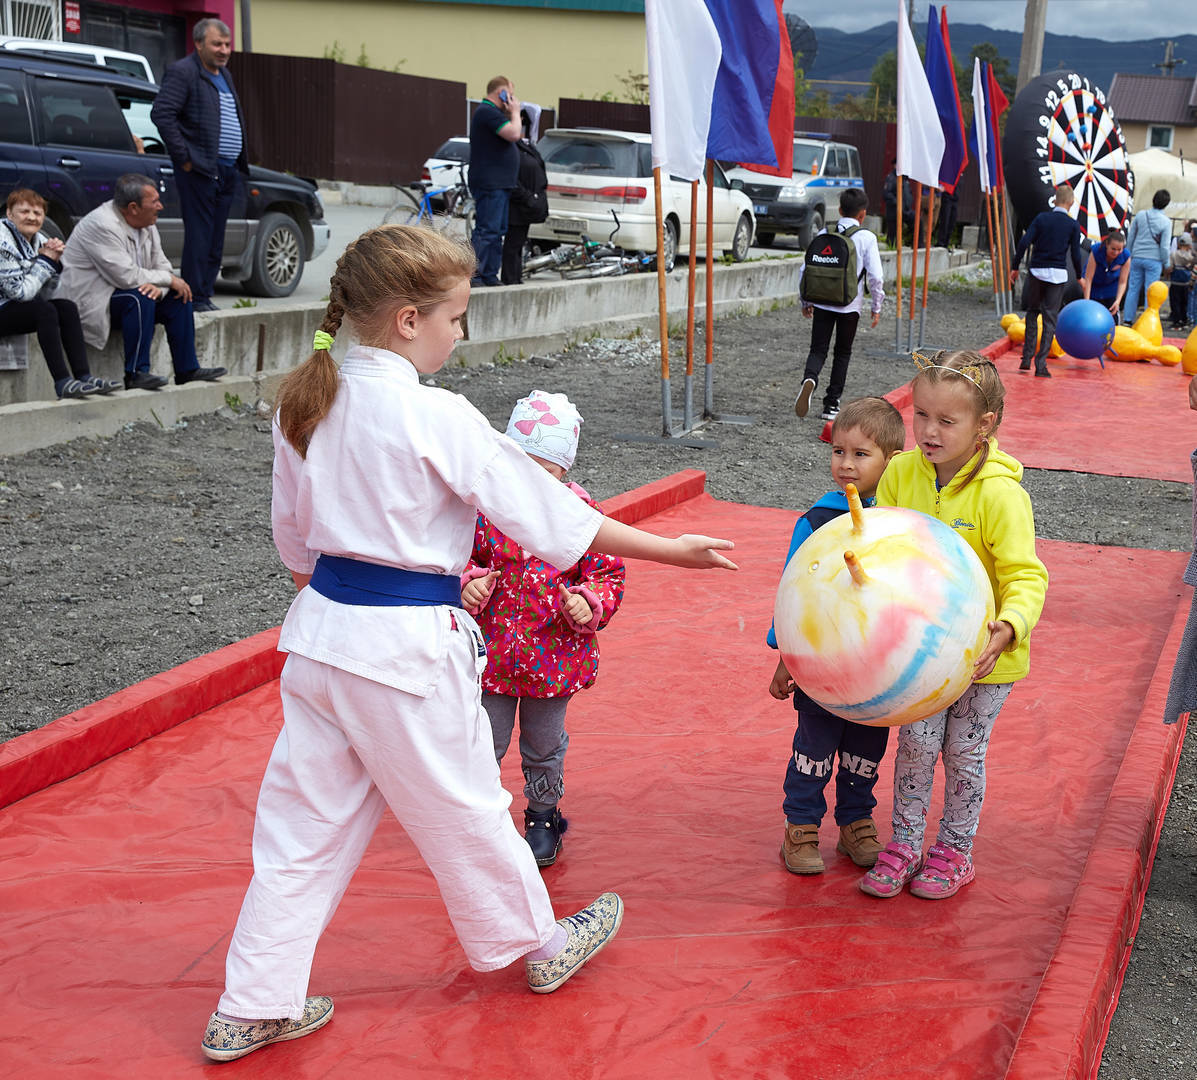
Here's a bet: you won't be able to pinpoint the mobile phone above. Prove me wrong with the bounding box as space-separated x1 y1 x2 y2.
499 89 509 104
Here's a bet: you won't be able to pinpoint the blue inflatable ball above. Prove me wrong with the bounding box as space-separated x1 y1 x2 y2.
1055 299 1115 360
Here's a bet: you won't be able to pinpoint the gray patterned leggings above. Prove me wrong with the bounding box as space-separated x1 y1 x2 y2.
483 694 571 811
890 682 1013 855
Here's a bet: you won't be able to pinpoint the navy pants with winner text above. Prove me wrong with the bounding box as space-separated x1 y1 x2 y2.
783 691 889 826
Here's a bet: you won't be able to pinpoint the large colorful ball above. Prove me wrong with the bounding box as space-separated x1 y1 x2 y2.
1055 299 1115 360
774 505 995 726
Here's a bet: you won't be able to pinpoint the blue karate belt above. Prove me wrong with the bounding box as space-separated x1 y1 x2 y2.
309 554 461 607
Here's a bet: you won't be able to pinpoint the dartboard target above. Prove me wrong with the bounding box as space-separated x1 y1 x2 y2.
1003 70 1134 242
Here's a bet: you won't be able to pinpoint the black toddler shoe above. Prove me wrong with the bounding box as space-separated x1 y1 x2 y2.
524 806 568 868
176 366 228 384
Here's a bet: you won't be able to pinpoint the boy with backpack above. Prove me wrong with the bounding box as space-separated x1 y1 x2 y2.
794 188 884 422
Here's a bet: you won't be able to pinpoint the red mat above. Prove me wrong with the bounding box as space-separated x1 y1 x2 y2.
0 486 1186 1079
887 338 1195 483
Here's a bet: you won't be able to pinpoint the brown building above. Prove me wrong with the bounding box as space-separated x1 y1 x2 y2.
1108 72 1197 160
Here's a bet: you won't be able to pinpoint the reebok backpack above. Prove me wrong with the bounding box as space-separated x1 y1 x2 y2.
800 224 864 307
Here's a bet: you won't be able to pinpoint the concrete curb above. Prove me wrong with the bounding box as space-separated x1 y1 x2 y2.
0 372 286 457
1 253 973 457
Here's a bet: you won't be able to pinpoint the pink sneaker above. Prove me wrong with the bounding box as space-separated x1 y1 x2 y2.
858 841 922 898
909 842 974 899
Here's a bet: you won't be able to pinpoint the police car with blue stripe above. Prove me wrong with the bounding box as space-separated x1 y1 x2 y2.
723 134 863 250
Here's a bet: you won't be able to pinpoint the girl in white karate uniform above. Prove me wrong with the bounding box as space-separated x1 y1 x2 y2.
201 225 737 1064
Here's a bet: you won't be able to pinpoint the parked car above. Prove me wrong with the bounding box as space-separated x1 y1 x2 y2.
0 36 154 82
0 51 329 296
723 135 864 248
421 135 469 183
527 128 755 271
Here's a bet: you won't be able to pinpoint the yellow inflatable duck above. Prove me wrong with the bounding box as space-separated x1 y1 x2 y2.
1000 313 1064 358
1130 280 1168 346
1105 322 1181 366
1182 325 1197 375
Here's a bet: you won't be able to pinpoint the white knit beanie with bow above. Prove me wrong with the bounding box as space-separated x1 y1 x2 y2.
504 390 583 470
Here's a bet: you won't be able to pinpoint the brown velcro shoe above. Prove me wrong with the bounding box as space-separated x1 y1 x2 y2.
837 818 883 867
781 823 824 874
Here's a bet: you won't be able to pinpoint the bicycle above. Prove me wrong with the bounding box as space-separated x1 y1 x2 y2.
383 163 475 238
522 211 653 279
559 252 656 279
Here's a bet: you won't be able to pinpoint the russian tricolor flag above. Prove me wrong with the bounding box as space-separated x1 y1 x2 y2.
646 0 793 182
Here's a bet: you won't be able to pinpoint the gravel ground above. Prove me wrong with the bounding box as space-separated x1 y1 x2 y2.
0 285 1192 1077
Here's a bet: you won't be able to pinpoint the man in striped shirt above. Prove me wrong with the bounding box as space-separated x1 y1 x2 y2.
152 18 249 313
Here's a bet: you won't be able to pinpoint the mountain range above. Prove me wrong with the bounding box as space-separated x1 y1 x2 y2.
803 20 1197 95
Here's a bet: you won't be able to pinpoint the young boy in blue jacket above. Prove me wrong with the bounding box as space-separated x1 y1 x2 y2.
766 397 906 873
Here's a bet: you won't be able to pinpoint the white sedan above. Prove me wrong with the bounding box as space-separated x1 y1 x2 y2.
527 128 756 270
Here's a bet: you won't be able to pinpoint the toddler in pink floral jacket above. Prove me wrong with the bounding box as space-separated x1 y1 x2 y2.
462 390 626 867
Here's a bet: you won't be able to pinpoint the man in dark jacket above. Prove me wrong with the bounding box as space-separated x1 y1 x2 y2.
468 76 522 286
151 18 249 312
500 112 549 286
1009 183 1084 377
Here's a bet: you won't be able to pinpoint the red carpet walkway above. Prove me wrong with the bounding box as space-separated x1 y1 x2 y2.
0 479 1187 1079
888 337 1194 482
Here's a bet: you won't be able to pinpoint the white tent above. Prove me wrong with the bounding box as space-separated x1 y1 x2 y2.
1128 148 1197 232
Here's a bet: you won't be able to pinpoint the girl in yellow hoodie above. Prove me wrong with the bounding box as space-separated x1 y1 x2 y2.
860 350 1048 900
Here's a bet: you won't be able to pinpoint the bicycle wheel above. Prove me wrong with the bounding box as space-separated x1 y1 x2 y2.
562 257 624 279
382 188 423 226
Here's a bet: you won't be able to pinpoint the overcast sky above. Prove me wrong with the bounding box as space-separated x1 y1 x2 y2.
787 0 1197 41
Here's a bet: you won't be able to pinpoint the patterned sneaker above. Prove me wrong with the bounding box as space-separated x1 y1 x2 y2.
201 996 334 1062
858 841 922 898
526 892 623 994
909 842 974 899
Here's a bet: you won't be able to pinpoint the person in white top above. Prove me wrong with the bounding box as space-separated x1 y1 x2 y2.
793 188 885 423
200 224 737 1064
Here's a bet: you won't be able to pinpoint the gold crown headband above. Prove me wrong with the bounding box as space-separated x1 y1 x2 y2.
912 351 990 408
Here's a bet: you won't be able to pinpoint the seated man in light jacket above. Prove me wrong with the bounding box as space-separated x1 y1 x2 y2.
59 173 225 390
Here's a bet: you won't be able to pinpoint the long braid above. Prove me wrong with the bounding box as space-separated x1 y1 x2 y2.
277 287 345 457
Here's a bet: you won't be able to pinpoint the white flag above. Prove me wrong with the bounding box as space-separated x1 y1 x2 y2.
971 58 991 194
895 0 945 188
645 0 721 182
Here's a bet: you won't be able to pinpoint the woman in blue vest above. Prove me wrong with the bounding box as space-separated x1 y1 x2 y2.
1081 230 1131 323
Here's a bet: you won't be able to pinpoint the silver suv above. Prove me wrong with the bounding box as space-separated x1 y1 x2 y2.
723 136 863 248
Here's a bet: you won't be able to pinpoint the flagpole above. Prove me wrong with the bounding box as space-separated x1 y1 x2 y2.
652 166 672 436
908 180 922 353
895 174 904 354
684 180 698 432
704 158 716 419
990 188 1005 315
919 186 935 347
984 187 1001 319
997 185 1013 314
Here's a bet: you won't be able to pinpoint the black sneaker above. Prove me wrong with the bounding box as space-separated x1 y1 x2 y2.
524 806 567 867
176 366 228 384
794 377 816 418
124 371 168 391
192 299 219 313
820 405 840 421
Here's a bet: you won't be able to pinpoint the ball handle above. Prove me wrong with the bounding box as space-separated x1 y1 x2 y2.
845 483 865 534
844 549 870 586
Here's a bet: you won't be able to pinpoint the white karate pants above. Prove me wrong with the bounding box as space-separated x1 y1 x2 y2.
218 638 558 1021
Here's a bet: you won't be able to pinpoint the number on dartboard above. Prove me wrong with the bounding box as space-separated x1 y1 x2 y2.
1004 70 1134 243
